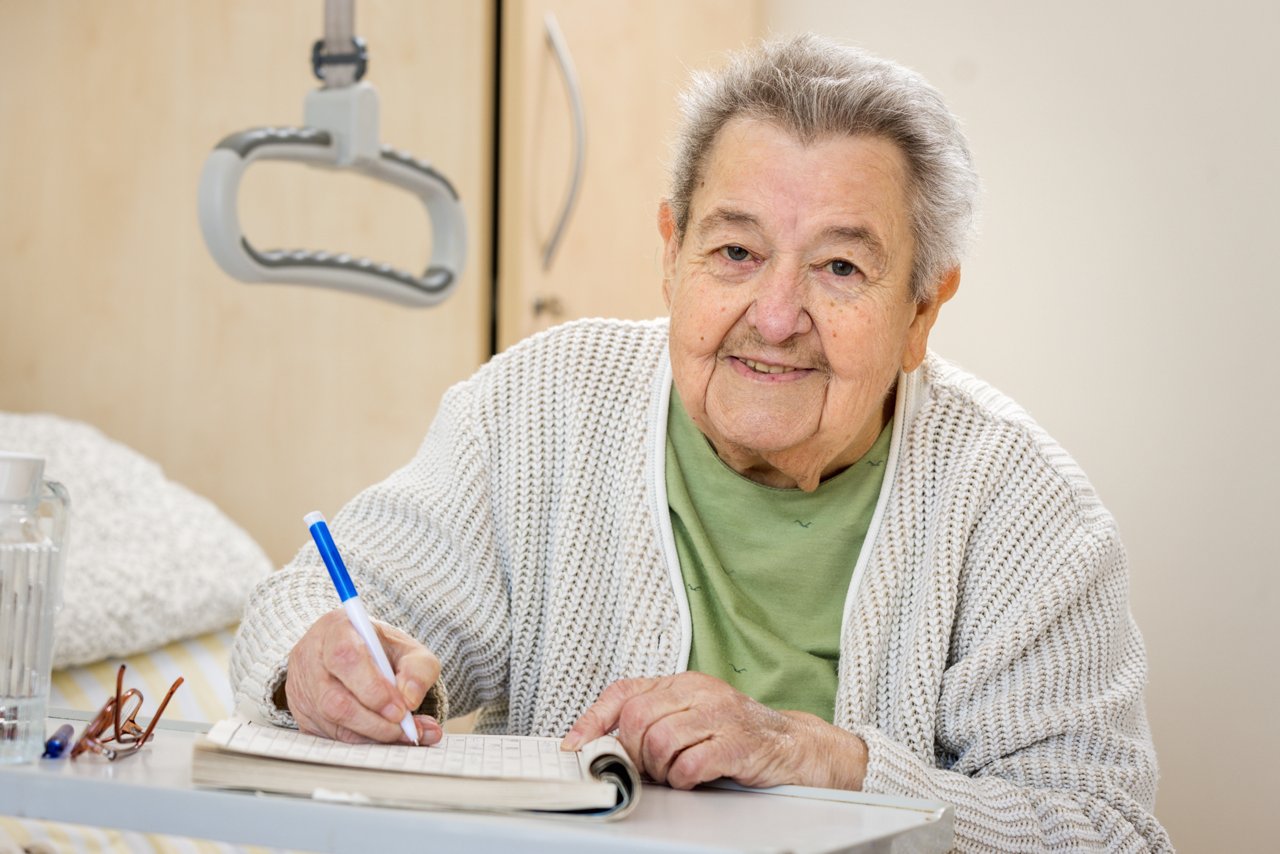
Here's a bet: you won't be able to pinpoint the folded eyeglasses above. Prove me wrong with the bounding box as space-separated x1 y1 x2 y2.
71 664 183 761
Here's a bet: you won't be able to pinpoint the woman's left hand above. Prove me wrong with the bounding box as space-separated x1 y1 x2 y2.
561 672 868 791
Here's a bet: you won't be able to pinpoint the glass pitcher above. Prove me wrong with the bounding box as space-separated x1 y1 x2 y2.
0 451 71 764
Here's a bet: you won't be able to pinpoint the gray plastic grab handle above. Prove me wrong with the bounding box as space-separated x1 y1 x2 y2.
197 127 466 307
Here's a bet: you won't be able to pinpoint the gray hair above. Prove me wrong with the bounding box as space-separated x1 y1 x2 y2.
670 34 980 301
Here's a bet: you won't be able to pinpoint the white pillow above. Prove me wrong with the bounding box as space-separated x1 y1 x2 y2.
0 412 272 668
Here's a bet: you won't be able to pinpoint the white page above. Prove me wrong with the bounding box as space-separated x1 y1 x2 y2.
205 718 591 782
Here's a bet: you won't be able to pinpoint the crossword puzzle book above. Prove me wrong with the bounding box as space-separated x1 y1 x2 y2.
191 716 641 819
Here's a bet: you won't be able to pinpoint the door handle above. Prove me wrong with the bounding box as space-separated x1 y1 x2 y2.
541 11 586 273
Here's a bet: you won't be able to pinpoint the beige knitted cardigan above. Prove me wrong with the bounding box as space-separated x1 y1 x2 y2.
232 318 1170 852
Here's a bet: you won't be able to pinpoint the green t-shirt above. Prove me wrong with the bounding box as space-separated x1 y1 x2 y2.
665 390 891 722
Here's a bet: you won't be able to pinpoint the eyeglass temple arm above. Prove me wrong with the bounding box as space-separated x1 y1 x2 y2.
124 675 185 748
112 664 126 739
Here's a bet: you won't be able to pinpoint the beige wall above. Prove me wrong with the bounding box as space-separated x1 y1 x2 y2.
763 2 1280 850
0 1 494 565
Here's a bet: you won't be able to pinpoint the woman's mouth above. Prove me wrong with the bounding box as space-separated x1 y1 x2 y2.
740 357 798 375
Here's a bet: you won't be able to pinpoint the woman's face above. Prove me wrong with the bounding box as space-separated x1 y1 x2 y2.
662 118 955 490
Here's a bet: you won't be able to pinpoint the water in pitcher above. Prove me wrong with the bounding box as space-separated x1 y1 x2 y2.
0 452 69 764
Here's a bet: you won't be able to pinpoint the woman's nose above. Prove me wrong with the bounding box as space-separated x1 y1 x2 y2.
746 264 813 344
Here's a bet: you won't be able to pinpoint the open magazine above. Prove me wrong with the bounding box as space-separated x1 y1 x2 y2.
192 716 640 820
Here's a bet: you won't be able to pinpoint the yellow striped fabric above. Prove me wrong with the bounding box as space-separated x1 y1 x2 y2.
0 816 318 853
49 627 237 724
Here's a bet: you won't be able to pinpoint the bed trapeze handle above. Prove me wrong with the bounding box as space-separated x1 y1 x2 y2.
197 126 466 307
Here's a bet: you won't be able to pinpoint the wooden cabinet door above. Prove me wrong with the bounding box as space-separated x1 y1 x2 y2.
497 0 762 350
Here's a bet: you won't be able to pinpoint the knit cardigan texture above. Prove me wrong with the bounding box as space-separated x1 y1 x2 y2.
232 318 1170 852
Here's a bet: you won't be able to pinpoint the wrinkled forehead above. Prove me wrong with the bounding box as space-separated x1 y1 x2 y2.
692 117 912 204
687 118 915 249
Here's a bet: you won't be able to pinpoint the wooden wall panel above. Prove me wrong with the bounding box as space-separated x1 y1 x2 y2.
0 1 494 565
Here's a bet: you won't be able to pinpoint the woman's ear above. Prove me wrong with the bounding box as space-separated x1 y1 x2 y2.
658 200 679 308
902 267 960 373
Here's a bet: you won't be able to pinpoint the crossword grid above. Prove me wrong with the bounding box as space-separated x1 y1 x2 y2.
218 723 585 781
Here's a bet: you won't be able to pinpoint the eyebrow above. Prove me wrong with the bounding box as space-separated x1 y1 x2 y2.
694 207 889 272
820 225 888 272
694 207 763 236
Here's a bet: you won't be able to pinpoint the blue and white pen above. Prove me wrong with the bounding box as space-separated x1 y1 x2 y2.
305 511 419 745
42 724 74 759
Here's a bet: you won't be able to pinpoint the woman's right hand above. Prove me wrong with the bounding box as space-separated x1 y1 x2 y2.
282 608 443 744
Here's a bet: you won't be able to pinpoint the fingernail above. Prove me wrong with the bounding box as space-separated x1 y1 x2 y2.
561 730 582 751
380 702 403 723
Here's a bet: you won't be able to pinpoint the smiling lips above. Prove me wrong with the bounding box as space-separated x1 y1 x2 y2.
735 356 813 377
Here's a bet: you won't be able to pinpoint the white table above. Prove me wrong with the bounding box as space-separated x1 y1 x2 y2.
0 712 953 853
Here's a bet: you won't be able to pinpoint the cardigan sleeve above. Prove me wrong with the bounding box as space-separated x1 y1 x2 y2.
853 514 1171 853
229 378 512 727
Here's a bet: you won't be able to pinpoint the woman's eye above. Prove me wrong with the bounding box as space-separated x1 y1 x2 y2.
722 245 751 262
826 259 858 277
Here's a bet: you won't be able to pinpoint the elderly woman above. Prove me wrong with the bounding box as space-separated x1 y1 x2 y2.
233 35 1171 852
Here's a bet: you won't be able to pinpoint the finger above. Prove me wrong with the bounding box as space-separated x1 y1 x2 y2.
636 707 714 784
413 715 444 746
323 619 413 727
293 671 407 743
561 677 660 750
380 626 441 710
665 738 728 790
612 680 700 769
